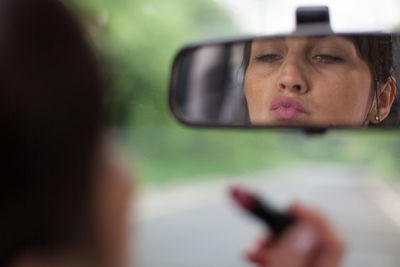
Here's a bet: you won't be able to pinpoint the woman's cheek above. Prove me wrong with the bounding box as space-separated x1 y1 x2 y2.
245 75 270 121
311 80 367 125
93 139 134 267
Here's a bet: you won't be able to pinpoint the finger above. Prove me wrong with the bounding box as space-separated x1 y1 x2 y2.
268 222 317 267
290 203 346 267
312 229 345 267
244 233 274 266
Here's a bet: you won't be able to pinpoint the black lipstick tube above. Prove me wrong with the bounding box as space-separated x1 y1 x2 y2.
230 186 295 237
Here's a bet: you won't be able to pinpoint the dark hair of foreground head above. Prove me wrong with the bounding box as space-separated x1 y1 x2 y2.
0 0 104 265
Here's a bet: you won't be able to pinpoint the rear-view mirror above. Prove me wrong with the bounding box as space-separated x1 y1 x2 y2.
169 33 400 129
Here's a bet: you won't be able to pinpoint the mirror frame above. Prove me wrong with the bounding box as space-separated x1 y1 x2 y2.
170 30 400 132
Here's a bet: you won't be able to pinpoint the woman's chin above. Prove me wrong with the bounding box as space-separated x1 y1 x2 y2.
250 117 309 127
249 116 351 128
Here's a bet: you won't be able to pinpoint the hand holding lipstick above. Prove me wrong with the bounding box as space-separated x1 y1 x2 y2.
244 203 346 267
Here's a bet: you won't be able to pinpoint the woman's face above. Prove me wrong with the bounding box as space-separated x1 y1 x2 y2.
244 36 375 126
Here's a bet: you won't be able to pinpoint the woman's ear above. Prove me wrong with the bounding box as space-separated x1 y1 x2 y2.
368 76 396 124
378 76 396 122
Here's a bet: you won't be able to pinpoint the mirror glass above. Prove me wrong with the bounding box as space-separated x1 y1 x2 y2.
170 34 400 128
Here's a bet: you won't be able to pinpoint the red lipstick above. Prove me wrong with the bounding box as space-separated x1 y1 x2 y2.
230 186 294 237
270 97 305 120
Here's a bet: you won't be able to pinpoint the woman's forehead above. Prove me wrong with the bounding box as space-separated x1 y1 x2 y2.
251 35 355 50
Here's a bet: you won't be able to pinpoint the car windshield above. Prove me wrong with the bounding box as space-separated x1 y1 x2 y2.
73 0 400 266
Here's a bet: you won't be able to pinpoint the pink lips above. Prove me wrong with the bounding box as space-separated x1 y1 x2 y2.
270 97 305 120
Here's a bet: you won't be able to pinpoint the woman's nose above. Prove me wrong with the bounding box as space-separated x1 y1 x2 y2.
278 60 308 94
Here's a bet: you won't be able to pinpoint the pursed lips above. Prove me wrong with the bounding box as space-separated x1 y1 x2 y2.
270 97 306 120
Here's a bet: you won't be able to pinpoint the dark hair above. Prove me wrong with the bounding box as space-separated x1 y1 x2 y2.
348 35 393 89
0 0 104 265
242 34 394 90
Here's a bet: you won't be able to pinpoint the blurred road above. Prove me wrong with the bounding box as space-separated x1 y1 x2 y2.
133 164 400 267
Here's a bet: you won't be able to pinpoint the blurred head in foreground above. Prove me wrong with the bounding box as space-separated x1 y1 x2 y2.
0 0 132 267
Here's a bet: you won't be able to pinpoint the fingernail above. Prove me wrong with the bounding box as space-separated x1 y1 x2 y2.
291 224 316 255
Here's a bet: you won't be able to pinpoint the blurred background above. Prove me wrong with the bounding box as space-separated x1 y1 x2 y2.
71 0 400 266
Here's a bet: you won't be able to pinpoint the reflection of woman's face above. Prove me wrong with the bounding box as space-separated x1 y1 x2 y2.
244 36 374 126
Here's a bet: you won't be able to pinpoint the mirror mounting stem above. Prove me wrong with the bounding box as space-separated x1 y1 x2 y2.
295 6 333 35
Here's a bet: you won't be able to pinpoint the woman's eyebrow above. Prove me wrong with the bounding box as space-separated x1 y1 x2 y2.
309 35 351 46
257 36 285 41
252 38 285 50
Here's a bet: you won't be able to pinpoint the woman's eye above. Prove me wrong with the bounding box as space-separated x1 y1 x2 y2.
313 54 344 64
255 54 283 63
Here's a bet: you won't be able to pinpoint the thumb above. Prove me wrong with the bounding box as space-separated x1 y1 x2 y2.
269 223 317 267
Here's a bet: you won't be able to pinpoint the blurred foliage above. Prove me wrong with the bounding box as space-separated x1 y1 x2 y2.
126 127 400 185
71 0 239 125
71 0 400 186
